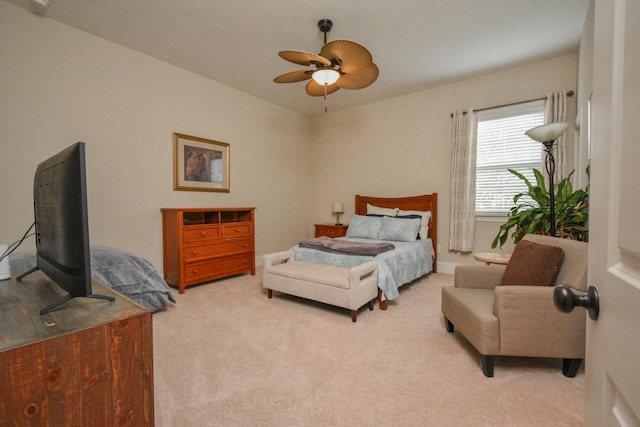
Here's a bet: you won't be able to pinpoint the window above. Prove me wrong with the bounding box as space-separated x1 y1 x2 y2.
475 100 545 216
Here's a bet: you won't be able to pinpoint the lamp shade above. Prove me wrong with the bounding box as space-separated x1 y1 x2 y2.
525 122 570 143
332 202 344 214
312 69 340 86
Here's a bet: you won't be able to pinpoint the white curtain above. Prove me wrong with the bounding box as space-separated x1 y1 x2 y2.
545 91 569 180
448 109 478 252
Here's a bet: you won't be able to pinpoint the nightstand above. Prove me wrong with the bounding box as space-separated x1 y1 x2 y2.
314 223 348 238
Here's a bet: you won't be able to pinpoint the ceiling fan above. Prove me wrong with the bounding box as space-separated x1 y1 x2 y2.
273 19 379 110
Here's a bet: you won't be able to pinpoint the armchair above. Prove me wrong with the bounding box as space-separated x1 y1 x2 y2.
441 234 588 377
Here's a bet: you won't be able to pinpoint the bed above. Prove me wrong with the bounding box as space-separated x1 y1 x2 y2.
9 246 176 312
293 193 437 309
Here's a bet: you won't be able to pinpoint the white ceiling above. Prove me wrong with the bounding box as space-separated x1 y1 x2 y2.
6 0 589 117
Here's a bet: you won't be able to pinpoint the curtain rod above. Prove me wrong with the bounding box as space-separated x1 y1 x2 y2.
450 91 574 117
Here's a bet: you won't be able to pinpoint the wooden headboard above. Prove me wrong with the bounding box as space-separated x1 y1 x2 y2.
355 193 438 272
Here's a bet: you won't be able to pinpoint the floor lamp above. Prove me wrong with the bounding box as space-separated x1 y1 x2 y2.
524 122 570 237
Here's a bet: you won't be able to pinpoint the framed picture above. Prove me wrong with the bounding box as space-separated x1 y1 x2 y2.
173 133 230 192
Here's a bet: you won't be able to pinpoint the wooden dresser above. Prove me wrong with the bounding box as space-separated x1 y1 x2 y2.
161 207 256 293
0 272 154 426
314 223 348 238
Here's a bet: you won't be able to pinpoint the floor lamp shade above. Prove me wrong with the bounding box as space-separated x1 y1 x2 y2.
525 122 570 143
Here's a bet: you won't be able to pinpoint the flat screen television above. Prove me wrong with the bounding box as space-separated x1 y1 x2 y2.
17 142 114 315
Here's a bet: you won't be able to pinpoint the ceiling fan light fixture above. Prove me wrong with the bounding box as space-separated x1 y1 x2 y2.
311 69 340 86
274 18 378 112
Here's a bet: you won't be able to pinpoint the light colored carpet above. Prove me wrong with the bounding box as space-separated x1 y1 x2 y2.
152 269 584 426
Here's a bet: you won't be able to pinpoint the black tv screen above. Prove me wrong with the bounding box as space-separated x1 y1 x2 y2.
18 142 113 314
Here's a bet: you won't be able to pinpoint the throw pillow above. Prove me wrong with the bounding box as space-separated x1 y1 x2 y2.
500 239 565 286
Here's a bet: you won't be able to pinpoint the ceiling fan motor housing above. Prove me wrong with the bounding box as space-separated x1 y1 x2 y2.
318 19 333 35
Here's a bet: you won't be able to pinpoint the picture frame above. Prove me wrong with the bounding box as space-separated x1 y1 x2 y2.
173 133 230 192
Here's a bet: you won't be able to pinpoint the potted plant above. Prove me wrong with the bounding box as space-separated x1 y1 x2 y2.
492 167 589 248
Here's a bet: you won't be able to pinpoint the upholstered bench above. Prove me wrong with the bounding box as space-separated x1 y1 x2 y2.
262 250 378 322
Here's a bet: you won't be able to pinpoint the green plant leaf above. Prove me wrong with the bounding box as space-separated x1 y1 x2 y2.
492 167 589 247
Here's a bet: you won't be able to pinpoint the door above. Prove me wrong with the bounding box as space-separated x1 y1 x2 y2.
586 0 640 424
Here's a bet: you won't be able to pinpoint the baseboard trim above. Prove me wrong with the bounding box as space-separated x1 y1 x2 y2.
436 261 456 275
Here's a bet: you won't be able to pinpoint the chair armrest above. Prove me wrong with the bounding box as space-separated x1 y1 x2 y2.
454 265 506 289
494 285 557 319
262 250 295 271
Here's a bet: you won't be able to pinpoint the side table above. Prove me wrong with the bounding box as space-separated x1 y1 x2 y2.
473 252 511 265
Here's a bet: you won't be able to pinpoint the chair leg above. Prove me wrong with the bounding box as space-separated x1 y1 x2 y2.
368 299 375 310
267 289 272 298
351 310 357 322
480 355 494 377
562 358 583 377
444 316 455 333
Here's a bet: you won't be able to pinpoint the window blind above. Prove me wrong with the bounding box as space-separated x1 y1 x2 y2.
476 101 545 215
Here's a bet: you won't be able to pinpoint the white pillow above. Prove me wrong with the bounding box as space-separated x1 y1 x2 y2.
367 203 399 217
397 209 431 239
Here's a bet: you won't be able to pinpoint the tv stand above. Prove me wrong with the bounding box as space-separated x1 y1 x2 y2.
1 272 154 425
17 266 116 315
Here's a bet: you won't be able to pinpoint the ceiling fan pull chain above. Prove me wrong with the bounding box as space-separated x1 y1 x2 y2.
324 84 328 112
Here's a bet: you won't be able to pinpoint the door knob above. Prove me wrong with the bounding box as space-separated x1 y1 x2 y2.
553 285 599 320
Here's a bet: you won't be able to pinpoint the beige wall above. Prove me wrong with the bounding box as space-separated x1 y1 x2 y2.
1 1 583 274
310 54 579 270
0 2 313 269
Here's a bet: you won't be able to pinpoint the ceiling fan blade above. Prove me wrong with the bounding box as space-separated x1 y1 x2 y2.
278 50 331 67
305 80 340 97
273 70 313 83
335 63 379 90
320 40 373 73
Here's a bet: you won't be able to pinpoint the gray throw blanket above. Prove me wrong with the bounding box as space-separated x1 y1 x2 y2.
298 236 395 256
9 246 176 312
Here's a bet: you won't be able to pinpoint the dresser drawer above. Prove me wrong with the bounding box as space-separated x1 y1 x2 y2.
184 255 253 284
222 223 251 238
185 239 252 262
184 225 221 243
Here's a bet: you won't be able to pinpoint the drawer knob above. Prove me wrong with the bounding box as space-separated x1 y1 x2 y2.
192 269 198 274
236 228 240 232
192 251 197 255
200 232 206 236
